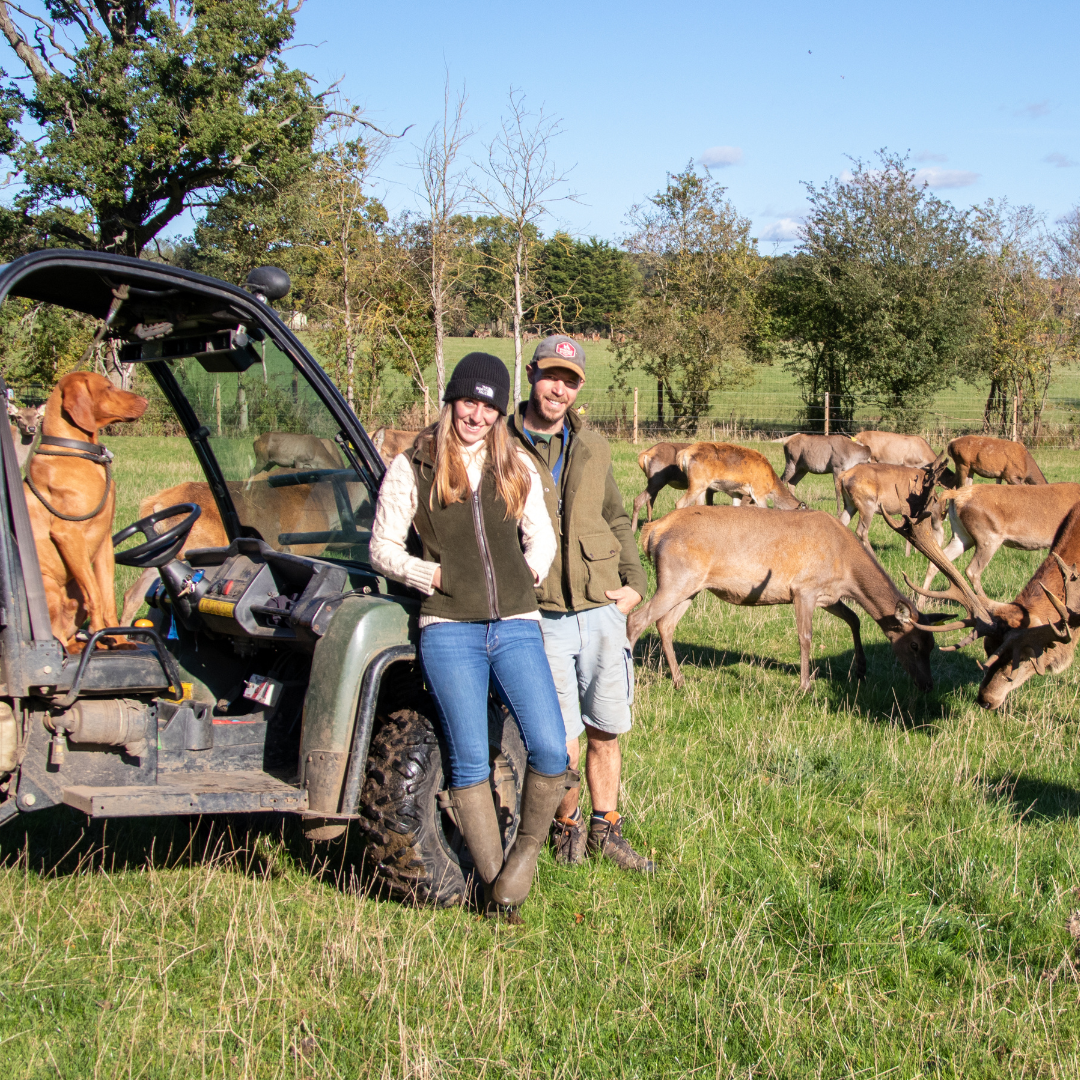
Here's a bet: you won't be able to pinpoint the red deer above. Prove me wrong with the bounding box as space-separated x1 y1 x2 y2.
837 461 945 555
947 434 1047 486
626 505 936 692
854 429 940 468
675 442 804 510
251 432 343 476
774 433 871 514
369 426 420 466
7 401 44 471
629 441 703 531
918 482 1080 598
886 495 1080 710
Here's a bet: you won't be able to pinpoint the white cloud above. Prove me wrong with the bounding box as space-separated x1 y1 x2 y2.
760 217 803 242
698 145 743 168
1045 152 1078 168
914 150 947 163
1017 100 1051 118
914 167 979 188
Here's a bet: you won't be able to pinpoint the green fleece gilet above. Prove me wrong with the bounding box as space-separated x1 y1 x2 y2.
409 437 538 622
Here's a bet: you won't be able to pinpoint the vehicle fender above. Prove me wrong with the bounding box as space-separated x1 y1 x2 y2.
300 594 414 813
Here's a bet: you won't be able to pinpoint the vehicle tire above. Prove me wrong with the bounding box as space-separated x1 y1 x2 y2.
358 698 526 907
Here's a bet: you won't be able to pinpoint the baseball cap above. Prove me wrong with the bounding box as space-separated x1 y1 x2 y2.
531 335 585 381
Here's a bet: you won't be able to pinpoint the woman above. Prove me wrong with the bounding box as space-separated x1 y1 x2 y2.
370 352 575 915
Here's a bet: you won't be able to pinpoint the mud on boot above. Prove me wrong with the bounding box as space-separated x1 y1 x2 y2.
587 811 654 872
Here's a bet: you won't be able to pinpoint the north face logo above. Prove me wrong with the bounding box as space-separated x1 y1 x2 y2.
474 383 494 398
555 341 576 359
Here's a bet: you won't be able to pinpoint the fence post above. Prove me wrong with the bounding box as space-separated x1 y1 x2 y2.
214 380 222 437
633 387 639 445
824 392 830 435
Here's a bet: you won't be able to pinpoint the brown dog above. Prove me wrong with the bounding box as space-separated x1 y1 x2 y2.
24 372 148 651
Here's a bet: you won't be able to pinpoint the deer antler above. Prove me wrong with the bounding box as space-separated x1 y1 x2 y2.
881 485 999 635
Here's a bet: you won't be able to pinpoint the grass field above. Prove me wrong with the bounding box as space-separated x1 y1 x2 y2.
3 437 1080 1078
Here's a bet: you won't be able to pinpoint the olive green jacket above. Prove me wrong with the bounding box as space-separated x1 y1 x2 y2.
508 405 648 613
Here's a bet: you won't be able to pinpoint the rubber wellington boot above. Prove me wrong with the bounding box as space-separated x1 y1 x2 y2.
491 768 579 907
449 782 504 902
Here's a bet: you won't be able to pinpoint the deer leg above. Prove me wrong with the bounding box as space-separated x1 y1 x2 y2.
631 489 650 532
833 471 845 516
919 532 968 597
675 481 704 511
824 601 865 680
656 598 695 689
705 489 714 505
794 594 817 690
855 503 875 554
120 567 158 625
964 540 1000 597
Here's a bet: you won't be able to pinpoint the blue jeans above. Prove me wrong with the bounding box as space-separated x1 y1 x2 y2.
420 619 569 788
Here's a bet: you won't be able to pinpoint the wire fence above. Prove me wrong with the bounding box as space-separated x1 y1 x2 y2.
578 389 1080 448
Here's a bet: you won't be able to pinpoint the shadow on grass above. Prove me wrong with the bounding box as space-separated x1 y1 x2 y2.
985 773 1080 822
0 806 376 893
634 634 986 730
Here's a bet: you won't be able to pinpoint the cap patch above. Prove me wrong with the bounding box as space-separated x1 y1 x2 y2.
555 341 577 359
474 383 494 399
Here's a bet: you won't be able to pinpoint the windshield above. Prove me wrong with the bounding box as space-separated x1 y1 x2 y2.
167 342 377 568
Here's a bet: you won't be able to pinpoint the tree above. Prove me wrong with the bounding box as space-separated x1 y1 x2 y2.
774 151 982 430
534 233 636 334
414 77 471 400
0 0 319 256
965 201 1079 439
616 166 763 429
473 90 576 402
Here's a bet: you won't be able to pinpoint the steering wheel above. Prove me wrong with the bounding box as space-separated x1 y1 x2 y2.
113 503 202 568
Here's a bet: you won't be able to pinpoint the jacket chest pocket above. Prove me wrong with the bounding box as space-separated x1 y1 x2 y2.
579 532 620 602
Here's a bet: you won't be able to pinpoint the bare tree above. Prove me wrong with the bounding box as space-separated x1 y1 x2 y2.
415 77 473 401
473 90 578 403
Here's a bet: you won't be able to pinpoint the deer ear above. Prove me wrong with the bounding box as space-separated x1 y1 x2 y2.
6 401 15 417
894 599 914 626
61 375 99 434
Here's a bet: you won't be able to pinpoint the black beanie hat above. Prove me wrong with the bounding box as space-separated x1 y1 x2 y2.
443 352 511 415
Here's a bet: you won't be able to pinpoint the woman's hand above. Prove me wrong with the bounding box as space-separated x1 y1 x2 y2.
431 566 443 592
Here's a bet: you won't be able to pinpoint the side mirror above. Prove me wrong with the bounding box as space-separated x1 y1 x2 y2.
245 266 291 303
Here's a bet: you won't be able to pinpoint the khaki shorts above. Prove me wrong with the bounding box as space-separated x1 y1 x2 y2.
539 603 634 741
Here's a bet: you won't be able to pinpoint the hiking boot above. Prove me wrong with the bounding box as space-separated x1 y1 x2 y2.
587 812 655 873
550 809 587 865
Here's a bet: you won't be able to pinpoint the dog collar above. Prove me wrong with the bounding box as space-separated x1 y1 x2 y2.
38 435 114 464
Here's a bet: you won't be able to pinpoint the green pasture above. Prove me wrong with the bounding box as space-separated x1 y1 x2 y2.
3 437 1080 1077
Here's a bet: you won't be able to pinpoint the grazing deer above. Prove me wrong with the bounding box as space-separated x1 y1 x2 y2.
251 432 343 477
626 505 936 692
918 482 1080 598
885 492 1080 710
369 426 420 466
853 429 941 469
947 434 1047 486
7 401 44 470
774 433 871 515
675 442 804 510
630 441 702 531
837 460 946 555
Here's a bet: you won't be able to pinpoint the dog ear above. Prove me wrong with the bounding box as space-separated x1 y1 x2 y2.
61 374 99 434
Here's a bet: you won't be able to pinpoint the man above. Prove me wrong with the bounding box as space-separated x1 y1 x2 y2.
508 334 653 872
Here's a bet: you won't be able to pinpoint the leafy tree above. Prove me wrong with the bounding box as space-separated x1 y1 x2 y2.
616 166 764 429
772 151 982 430
964 201 1079 439
0 0 318 256
534 233 636 334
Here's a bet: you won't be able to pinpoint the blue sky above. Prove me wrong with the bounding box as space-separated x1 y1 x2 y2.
291 0 1080 249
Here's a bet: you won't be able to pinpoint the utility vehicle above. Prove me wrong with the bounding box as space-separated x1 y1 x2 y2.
0 250 523 905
